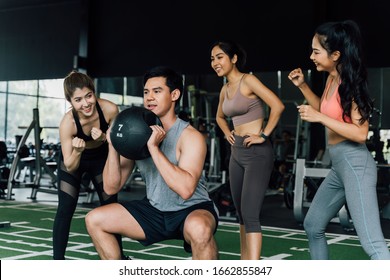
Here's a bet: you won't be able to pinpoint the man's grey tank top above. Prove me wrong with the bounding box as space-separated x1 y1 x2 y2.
136 118 211 211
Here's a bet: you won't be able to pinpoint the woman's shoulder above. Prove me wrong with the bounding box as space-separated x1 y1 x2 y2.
241 72 264 94
241 72 261 87
61 109 74 123
59 110 76 133
244 72 260 82
97 98 119 116
97 98 118 108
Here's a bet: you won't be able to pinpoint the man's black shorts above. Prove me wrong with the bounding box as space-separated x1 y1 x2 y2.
120 197 219 251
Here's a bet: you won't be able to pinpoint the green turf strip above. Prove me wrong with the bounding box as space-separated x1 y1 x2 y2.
1 201 383 260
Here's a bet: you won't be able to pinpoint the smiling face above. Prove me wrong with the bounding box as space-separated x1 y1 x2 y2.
70 87 97 118
310 34 338 73
210 45 236 77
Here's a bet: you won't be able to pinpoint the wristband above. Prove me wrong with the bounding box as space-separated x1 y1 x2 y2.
260 132 268 140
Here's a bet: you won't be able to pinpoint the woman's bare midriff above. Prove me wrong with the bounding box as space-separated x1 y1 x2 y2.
327 129 351 145
233 119 264 137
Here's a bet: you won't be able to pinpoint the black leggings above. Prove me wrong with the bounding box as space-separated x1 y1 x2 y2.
52 145 123 259
229 136 274 233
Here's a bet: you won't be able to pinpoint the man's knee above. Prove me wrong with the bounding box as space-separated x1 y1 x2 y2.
185 216 215 244
85 209 100 233
186 226 218 259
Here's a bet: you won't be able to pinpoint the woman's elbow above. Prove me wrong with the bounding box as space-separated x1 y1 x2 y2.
278 103 286 114
354 125 369 143
272 103 285 116
355 133 368 144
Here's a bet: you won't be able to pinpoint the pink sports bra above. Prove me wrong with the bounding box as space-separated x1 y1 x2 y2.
320 82 351 123
222 75 265 126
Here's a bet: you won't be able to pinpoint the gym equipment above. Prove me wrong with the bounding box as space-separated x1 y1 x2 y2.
0 141 9 198
6 108 58 200
4 109 96 203
0 141 10 227
209 181 236 218
293 158 354 231
110 106 162 160
377 163 390 219
281 100 309 208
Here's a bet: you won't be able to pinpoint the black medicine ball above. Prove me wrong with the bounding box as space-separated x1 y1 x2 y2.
110 106 162 160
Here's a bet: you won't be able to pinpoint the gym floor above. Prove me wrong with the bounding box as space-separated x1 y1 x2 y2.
1 182 390 261
4 180 390 239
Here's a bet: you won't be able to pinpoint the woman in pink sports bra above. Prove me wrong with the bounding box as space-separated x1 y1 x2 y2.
288 20 390 259
211 40 285 260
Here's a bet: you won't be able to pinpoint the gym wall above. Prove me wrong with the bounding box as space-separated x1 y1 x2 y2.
1 0 390 82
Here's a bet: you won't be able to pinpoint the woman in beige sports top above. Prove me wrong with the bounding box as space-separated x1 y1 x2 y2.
211 40 285 260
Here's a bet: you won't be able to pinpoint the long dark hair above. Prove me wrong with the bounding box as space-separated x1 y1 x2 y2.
315 20 373 124
210 40 247 72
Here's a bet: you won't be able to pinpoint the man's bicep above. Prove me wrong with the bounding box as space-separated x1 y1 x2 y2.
179 131 207 177
120 156 135 186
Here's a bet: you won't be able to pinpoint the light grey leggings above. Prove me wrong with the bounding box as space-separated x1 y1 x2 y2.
304 140 390 259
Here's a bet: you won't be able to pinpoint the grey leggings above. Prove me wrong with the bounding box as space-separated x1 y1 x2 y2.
304 140 390 259
229 136 274 232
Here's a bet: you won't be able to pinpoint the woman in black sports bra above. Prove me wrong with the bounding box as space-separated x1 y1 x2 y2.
52 71 126 259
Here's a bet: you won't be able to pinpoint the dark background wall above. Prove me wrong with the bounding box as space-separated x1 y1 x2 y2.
0 0 389 81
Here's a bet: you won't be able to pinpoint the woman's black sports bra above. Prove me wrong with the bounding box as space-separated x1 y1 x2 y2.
72 101 109 141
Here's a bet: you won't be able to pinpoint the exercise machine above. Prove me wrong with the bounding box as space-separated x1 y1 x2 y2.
293 158 354 231
282 105 354 231
6 108 58 200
